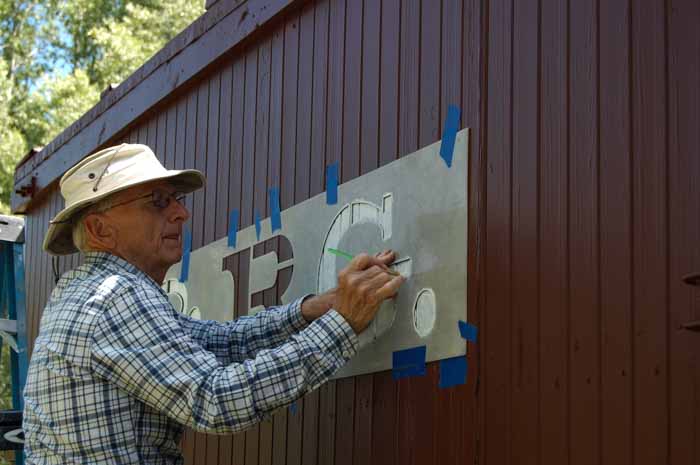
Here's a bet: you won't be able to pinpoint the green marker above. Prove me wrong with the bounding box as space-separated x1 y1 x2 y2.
326 247 401 276
326 247 355 261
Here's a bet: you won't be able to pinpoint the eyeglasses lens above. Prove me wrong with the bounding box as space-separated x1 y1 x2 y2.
152 190 185 209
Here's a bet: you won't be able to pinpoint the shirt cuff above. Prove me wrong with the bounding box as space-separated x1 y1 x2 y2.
285 294 315 332
303 309 359 363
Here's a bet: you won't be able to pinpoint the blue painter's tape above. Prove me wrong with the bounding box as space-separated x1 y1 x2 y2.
269 187 282 233
459 320 478 342
228 209 239 248
255 210 262 240
326 163 338 205
179 227 192 283
439 105 461 168
439 356 467 389
392 346 427 380
289 401 298 415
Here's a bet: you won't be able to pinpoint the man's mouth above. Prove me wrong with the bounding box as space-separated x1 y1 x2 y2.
163 234 180 242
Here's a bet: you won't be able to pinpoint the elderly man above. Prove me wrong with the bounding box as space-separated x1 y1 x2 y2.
23 144 404 464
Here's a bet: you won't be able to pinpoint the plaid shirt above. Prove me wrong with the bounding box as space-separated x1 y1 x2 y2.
23 252 358 464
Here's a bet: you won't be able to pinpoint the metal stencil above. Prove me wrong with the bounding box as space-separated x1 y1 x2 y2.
163 129 469 378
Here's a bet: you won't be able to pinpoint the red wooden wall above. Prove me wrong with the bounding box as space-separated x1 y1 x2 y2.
19 0 699 463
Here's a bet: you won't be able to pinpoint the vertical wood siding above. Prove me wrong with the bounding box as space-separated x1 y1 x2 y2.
21 0 698 463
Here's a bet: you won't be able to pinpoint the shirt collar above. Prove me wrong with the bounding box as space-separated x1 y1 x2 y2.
83 251 166 295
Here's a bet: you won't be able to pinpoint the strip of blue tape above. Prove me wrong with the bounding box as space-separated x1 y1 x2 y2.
459 320 478 342
439 356 467 389
254 210 262 240
439 105 461 168
392 346 427 380
269 187 282 233
326 162 338 205
179 227 192 283
228 209 239 248
289 401 298 415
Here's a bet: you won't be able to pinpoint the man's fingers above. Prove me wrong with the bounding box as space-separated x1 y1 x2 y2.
377 252 396 268
365 268 395 291
349 253 375 271
375 274 406 300
349 252 397 272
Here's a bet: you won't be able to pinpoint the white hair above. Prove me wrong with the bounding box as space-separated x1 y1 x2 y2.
71 196 115 253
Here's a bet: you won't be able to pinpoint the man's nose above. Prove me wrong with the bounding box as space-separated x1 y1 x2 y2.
168 197 190 223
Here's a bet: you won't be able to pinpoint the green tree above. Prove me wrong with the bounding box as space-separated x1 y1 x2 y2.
0 0 203 215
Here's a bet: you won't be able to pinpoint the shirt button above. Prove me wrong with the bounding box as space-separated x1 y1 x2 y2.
342 351 351 358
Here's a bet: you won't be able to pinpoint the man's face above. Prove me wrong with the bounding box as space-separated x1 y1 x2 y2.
95 180 190 282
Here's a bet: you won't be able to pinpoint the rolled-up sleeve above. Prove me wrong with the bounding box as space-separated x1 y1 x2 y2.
89 285 357 434
176 295 314 365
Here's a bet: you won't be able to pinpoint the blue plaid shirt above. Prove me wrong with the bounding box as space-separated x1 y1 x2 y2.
23 252 358 464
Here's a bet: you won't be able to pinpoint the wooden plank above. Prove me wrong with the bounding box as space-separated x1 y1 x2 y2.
568 0 600 463
631 0 668 463
396 363 438 465
667 1 700 463
315 7 339 458
398 0 420 158
360 0 380 175
228 56 247 234
203 73 221 247
182 88 199 217
340 0 362 183
269 26 284 198
457 0 482 461
276 12 299 286
325 0 345 181
334 377 355 465
378 0 400 168
293 7 319 464
309 0 329 198
435 1 470 457
509 0 539 462
256 35 273 465
164 104 177 170
539 0 569 463
317 377 337 465
138 123 148 145
352 373 373 465
214 64 233 248
369 370 397 465
203 71 222 464
155 109 167 165
192 80 210 250
334 1 361 462
146 115 158 153
254 36 272 229
241 43 260 465
351 2 379 462
418 0 441 147
12 0 308 214
178 82 208 463
280 15 299 211
294 4 314 203
267 26 286 465
483 0 512 462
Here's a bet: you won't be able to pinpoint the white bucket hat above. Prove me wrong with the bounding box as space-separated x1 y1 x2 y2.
43 143 205 255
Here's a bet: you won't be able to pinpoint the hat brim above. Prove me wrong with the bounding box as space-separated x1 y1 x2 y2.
43 169 205 256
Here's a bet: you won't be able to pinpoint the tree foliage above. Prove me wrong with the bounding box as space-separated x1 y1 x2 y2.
0 0 204 214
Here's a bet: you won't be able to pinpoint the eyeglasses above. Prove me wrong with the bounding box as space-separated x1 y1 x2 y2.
106 189 187 211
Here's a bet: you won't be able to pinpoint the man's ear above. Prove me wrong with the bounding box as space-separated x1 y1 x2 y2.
84 213 117 251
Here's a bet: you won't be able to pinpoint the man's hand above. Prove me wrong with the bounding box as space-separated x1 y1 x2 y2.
334 250 406 334
301 288 338 322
